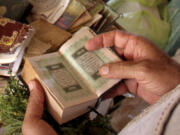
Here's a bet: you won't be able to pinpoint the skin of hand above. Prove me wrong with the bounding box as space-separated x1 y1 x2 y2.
22 80 57 135
22 30 180 134
85 30 180 104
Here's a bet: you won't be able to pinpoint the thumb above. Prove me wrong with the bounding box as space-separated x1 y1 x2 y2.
24 79 45 121
99 61 139 79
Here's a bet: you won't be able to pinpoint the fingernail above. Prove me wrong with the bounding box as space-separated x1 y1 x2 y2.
100 65 109 75
28 81 34 91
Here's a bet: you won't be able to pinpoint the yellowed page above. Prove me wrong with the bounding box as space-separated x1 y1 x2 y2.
59 27 121 97
28 52 97 108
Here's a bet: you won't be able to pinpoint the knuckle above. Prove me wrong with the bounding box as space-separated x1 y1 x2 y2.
108 63 119 75
129 35 139 42
138 60 152 76
126 35 141 49
107 63 112 72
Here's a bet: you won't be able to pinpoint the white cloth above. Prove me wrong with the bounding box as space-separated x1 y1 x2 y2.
118 84 180 135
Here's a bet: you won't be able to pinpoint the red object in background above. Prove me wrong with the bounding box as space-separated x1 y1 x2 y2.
0 17 30 53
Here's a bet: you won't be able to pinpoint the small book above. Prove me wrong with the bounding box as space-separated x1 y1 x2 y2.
0 45 25 76
68 11 92 31
21 27 121 124
55 0 86 30
0 45 26 64
30 19 71 52
40 0 70 24
0 17 34 64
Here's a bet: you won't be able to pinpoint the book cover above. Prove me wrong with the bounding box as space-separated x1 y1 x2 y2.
0 17 32 53
30 19 72 52
55 0 86 30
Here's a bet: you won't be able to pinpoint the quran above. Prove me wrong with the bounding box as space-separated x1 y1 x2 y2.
21 27 121 124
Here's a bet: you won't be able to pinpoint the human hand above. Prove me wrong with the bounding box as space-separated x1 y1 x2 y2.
22 80 57 135
85 30 180 104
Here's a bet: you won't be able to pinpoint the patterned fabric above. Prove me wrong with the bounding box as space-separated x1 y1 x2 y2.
0 17 31 53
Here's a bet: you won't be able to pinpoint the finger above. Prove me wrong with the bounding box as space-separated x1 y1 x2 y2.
85 30 130 51
114 46 124 56
99 61 139 79
24 79 45 122
103 82 128 99
124 79 138 94
85 30 166 61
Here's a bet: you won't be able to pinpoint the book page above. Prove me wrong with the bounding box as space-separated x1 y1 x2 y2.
55 0 86 30
29 52 97 108
42 0 70 24
60 27 121 97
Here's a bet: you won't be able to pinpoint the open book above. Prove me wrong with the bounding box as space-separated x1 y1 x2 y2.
21 27 121 124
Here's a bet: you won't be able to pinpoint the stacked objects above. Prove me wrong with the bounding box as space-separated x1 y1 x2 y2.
28 0 104 32
0 17 34 76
